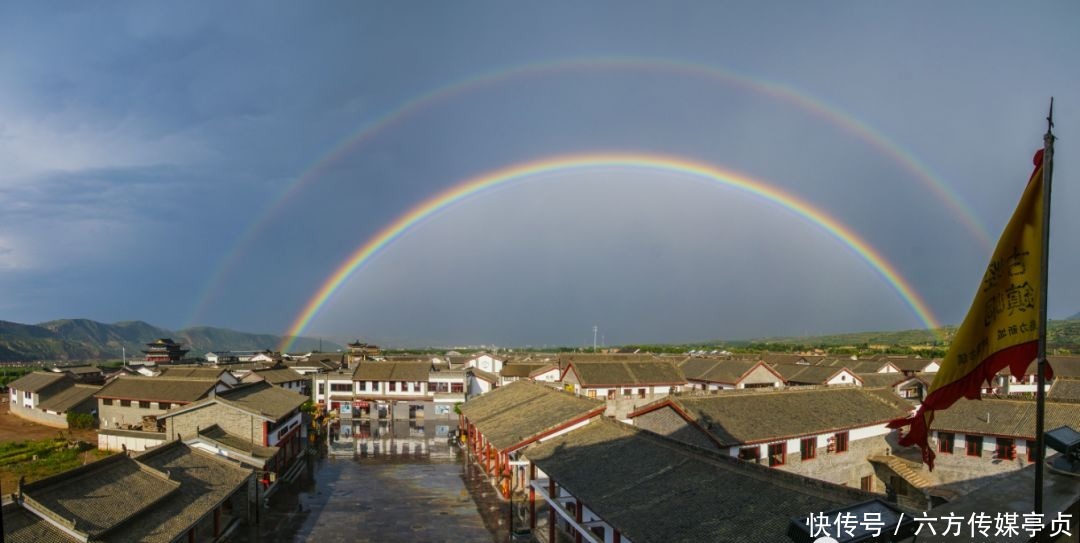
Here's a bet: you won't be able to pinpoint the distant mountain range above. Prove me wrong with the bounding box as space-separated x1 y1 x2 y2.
0 318 343 362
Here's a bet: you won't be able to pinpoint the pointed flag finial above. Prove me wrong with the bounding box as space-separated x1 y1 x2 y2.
1047 97 1055 133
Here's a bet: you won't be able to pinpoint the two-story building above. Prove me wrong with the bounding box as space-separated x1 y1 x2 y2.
629 386 915 498
96 375 230 451
926 395 1080 485
678 358 784 392
770 363 863 387
460 380 605 498
159 380 309 478
560 360 687 418
526 417 886 543
6 372 98 428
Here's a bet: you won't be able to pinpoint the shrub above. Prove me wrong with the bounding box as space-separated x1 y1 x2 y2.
66 412 96 430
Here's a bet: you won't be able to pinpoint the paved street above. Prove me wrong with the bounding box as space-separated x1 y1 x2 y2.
234 421 499 542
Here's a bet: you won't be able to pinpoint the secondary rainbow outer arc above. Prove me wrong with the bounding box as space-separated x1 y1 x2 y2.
278 153 942 352
190 56 988 328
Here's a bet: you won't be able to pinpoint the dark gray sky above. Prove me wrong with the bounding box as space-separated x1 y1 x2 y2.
2 2 1078 347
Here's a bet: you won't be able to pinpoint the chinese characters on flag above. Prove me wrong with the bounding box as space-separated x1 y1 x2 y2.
889 149 1053 470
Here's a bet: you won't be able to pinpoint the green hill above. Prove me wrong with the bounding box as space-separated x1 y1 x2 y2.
0 319 341 362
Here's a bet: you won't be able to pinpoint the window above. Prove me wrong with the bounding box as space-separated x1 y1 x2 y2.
622 388 631 398
860 475 873 492
638 388 647 399
357 381 367 391
738 447 760 462
159 402 171 410
586 389 596 399
23 390 31 400
834 431 849 453
330 383 351 392
415 382 423 392
451 383 463 393
103 398 113 406
388 382 397 392
120 400 131 407
768 442 786 467
318 383 325 395
995 438 1016 460
800 437 816 460
938 432 955 454
138 401 151 409
966 435 983 457
370 381 379 392
606 390 615 400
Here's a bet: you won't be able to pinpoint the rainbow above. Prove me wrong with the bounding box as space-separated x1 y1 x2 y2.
278 153 941 352
190 57 987 327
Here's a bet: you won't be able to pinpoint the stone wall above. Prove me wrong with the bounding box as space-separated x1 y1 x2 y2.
99 400 169 429
8 402 68 428
927 434 1030 484
166 402 265 444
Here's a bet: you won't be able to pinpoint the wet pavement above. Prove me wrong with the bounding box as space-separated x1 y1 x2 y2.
232 419 508 543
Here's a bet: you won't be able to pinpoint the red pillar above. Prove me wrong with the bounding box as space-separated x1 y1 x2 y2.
548 479 556 543
574 498 583 543
529 463 537 530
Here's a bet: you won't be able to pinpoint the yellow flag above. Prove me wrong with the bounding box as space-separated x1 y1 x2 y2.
890 148 1050 470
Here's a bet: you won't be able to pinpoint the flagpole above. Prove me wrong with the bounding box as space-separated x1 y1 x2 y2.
1034 97 1054 515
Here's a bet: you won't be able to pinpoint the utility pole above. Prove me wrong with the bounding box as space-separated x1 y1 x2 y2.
592 326 598 353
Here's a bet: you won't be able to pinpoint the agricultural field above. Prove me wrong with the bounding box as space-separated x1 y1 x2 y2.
0 399 107 492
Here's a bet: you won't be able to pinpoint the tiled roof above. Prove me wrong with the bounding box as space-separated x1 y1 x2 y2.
679 359 777 384
566 361 686 387
1047 356 1080 378
459 380 603 451
215 381 307 420
824 359 897 373
105 441 252 543
854 372 910 388
37 384 100 413
499 363 545 378
883 357 937 372
20 454 180 539
527 418 876 543
930 397 1080 439
468 367 499 383
771 364 860 385
638 387 911 446
95 376 216 402
754 353 827 366
352 361 430 382
250 366 306 384
198 424 278 459
1047 378 1080 402
156 366 229 380
2 502 79 543
7 371 69 393
57 365 103 375
557 353 658 367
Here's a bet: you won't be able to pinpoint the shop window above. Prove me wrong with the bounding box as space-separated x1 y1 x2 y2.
938 432 954 454
800 437 816 460
768 442 786 467
738 447 760 462
995 438 1016 460
834 431 849 453
966 435 983 457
